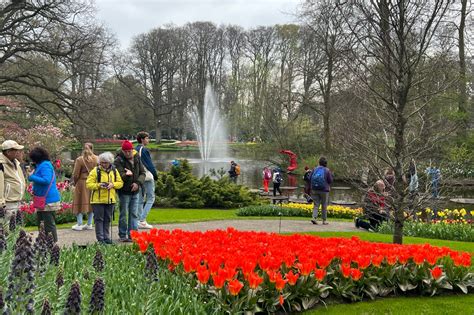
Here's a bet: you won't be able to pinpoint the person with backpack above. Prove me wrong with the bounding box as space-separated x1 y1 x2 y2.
86 152 123 244
114 140 146 242
272 168 283 196
310 157 333 225
135 131 158 229
302 166 313 203
0 140 26 222
228 161 240 183
262 167 272 193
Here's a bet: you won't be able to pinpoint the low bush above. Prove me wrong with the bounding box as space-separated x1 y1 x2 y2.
237 205 309 217
155 160 256 208
378 220 474 242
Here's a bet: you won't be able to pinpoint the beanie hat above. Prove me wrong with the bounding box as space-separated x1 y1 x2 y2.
121 140 133 151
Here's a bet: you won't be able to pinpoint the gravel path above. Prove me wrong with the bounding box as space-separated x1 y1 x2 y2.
30 219 361 247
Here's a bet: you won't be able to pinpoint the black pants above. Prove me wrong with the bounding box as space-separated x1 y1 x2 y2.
273 182 282 196
358 212 386 231
37 211 57 242
92 204 114 242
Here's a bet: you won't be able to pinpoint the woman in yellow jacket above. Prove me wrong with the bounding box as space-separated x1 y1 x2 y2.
86 152 123 244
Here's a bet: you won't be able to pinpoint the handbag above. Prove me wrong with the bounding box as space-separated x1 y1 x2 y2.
139 146 154 181
33 172 55 211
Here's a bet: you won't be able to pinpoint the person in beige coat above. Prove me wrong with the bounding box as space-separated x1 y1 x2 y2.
71 143 98 231
0 140 26 221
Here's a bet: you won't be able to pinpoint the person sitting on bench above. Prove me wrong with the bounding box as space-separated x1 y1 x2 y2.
355 180 388 231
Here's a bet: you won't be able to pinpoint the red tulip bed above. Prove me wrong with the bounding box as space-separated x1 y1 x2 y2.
131 228 473 313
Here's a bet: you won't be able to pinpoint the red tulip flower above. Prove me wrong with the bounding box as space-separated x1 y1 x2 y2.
228 279 244 296
275 273 287 291
314 268 326 282
341 264 351 278
285 270 299 286
431 266 443 280
350 268 363 281
248 272 263 289
212 274 226 289
196 266 210 284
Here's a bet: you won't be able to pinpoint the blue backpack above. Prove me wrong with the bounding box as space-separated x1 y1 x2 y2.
311 167 326 190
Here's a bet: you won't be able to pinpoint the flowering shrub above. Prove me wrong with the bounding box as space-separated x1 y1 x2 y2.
131 228 474 313
2 118 74 158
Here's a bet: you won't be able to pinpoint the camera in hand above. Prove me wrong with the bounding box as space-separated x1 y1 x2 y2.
100 183 108 188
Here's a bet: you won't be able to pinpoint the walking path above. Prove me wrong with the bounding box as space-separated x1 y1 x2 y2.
31 219 361 247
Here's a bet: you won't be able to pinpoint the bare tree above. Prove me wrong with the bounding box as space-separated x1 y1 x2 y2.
335 0 454 244
120 26 181 142
298 0 350 152
0 0 104 120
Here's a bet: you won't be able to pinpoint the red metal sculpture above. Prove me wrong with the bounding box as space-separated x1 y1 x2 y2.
280 150 298 173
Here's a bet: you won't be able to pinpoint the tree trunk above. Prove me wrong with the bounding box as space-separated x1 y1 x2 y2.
458 0 468 129
154 108 162 144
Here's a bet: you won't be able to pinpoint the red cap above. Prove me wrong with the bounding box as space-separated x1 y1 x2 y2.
122 140 133 151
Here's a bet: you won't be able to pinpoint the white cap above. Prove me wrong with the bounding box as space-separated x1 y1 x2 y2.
1 140 24 150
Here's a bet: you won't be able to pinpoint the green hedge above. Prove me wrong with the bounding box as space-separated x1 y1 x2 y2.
237 205 310 217
378 221 474 242
155 160 257 208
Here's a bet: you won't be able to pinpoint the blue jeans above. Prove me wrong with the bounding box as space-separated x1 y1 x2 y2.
118 193 139 239
138 180 155 222
76 213 93 225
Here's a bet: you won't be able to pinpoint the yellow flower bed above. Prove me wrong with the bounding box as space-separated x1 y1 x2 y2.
284 203 362 219
421 208 474 224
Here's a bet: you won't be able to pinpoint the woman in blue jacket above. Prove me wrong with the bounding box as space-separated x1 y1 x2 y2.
28 147 61 242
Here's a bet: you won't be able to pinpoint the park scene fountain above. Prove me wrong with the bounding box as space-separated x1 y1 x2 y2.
0 0 473 314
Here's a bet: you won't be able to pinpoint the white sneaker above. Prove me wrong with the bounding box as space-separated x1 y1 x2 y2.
72 224 83 231
84 224 93 230
138 221 153 229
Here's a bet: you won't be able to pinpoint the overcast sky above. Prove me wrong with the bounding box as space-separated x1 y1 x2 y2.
95 0 301 48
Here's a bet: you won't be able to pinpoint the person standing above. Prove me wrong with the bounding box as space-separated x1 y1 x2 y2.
0 140 26 222
135 131 158 229
71 143 98 231
262 167 272 193
114 140 145 242
86 152 123 244
310 157 333 225
228 161 239 183
302 166 313 203
28 147 61 242
272 168 283 196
